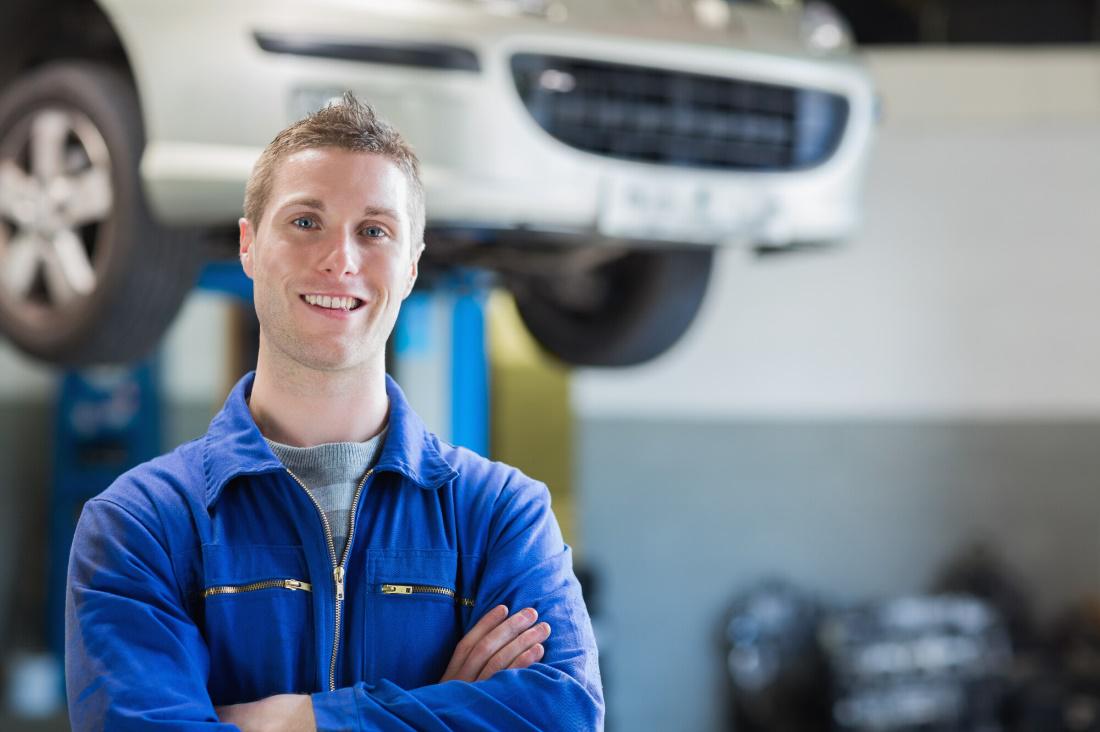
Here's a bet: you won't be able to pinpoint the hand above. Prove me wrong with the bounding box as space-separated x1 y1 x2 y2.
440 604 551 683
216 693 315 732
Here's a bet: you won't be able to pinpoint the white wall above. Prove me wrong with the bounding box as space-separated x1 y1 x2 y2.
574 49 1100 419
160 292 234 402
0 344 54 399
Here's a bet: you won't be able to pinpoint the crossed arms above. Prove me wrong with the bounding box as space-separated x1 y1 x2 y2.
217 604 552 731
65 479 603 731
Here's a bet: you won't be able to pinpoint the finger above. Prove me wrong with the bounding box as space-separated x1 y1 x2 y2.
506 642 545 671
443 604 508 680
475 621 551 682
457 607 539 681
441 604 508 681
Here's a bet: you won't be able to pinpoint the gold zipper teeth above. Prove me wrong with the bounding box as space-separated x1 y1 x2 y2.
202 579 312 597
382 583 475 607
382 583 454 597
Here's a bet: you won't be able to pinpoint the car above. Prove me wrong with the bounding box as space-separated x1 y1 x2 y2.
0 0 874 367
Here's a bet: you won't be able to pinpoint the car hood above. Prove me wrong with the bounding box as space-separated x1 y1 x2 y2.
553 0 812 57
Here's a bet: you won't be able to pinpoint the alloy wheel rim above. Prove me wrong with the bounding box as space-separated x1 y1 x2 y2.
0 106 113 326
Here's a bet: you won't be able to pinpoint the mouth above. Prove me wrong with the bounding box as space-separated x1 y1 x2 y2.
300 293 365 312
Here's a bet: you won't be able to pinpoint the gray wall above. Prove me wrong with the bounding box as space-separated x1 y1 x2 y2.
579 418 1100 731
0 403 52 651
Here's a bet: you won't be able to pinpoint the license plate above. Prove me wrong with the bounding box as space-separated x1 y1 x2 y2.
598 177 769 244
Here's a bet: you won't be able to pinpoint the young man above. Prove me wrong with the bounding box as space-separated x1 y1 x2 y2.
65 95 603 731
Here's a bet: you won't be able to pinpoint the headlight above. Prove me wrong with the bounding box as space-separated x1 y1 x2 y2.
800 1 854 54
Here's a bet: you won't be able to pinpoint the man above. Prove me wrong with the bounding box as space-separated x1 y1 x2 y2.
65 94 604 731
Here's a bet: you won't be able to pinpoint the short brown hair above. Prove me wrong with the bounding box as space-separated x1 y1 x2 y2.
243 92 426 249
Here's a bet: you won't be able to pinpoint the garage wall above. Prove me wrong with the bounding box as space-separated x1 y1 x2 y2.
573 49 1100 731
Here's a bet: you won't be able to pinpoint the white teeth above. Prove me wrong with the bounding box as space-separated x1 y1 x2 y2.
304 294 360 311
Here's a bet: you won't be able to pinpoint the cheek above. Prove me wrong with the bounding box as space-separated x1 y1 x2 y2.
365 255 410 290
254 255 291 290
250 262 290 315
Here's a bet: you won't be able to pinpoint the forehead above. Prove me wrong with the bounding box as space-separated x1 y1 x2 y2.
267 147 409 217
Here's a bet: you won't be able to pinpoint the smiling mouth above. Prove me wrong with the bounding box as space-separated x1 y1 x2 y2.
301 294 364 311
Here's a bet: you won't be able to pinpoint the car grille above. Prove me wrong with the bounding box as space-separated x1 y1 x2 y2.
510 54 849 171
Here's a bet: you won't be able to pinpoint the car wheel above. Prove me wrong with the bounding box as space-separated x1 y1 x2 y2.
0 62 203 365
512 247 714 367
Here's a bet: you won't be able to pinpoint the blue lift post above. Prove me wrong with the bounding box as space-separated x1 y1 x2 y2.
393 269 491 457
450 285 490 457
46 361 163 659
46 261 490 666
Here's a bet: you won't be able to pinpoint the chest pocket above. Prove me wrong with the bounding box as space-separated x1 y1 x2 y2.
201 544 317 703
365 549 474 687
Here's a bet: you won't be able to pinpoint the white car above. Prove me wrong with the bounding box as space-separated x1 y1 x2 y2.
0 0 874 367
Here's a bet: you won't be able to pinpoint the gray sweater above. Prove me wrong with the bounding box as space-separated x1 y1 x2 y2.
265 428 386 559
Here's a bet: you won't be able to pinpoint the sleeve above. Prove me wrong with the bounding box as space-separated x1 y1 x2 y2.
66 497 237 731
309 476 605 731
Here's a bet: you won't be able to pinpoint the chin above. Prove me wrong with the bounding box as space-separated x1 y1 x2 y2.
276 341 359 373
301 353 363 373
261 326 378 374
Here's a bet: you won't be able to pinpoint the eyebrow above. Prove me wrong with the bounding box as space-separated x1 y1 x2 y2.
281 197 325 211
361 205 401 222
279 199 399 222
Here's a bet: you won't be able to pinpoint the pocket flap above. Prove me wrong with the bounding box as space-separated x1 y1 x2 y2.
368 548 459 593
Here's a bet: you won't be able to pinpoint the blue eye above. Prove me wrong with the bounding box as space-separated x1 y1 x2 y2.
292 216 317 229
363 225 386 238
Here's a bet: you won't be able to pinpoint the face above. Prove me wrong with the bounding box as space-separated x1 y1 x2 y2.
239 148 419 376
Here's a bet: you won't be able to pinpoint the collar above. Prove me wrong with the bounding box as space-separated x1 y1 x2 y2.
203 371 458 509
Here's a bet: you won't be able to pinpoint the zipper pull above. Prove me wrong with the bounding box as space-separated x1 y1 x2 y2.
382 584 414 595
284 579 312 592
334 566 345 602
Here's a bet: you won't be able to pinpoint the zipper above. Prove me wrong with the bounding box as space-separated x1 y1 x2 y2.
381 583 475 607
203 579 312 597
286 466 374 692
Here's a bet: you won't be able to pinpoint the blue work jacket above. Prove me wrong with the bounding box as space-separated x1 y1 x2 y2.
65 372 603 730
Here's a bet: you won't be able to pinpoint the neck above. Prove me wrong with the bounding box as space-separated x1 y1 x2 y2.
248 341 389 447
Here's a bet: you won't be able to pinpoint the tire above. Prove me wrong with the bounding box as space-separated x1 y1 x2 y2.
0 62 203 365
512 247 714 367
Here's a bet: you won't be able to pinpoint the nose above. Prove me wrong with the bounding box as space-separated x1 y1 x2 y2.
319 228 360 276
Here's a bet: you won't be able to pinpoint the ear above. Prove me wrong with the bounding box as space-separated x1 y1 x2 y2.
238 217 255 279
402 243 422 300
